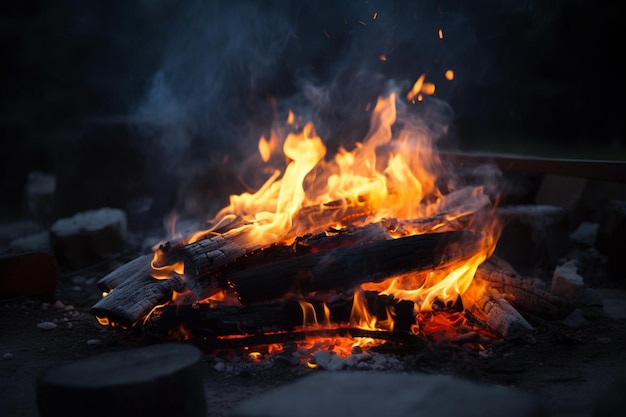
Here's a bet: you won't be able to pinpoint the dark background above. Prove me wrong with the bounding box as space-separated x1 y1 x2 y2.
1 0 624 224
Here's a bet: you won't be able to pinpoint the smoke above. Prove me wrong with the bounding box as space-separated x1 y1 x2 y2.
131 0 506 224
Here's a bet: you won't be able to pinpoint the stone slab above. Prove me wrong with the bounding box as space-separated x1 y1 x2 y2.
232 371 545 417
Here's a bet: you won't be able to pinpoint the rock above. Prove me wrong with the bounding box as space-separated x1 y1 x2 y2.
37 322 58 331
552 260 604 319
494 204 569 274
595 200 626 279
232 371 545 417
37 342 206 417
0 251 57 298
9 232 51 253
49 207 127 269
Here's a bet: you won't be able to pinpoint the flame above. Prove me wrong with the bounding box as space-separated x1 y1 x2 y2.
406 74 436 102
445 69 455 81
128 82 503 352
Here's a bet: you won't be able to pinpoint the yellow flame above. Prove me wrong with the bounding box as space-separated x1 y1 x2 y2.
445 69 455 81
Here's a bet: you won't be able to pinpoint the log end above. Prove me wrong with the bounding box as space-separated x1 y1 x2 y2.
37 342 207 417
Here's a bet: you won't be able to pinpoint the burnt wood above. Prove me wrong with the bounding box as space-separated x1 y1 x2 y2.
440 151 626 183
90 275 185 328
142 291 415 341
226 230 481 304
474 256 575 320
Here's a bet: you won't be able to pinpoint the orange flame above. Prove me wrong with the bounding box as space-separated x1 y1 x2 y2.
135 83 501 350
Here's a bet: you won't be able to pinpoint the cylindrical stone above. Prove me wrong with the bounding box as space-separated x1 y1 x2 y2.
37 342 207 417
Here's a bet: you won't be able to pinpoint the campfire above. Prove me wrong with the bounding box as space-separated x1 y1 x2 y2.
90 77 576 364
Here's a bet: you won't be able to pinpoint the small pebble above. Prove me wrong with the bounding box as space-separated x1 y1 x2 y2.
2 353 14 360
214 362 226 372
37 322 57 331
53 300 65 309
86 339 102 345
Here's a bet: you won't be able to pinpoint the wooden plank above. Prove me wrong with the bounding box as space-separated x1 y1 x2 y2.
440 151 626 183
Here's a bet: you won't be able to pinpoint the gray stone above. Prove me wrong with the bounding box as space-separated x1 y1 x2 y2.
9 232 51 253
232 371 545 417
37 342 206 417
49 207 127 269
494 204 569 274
552 261 604 318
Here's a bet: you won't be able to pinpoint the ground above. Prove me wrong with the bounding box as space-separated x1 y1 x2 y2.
1 249 626 417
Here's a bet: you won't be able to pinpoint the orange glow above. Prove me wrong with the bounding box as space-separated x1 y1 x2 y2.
379 54 387 61
438 28 444 39
406 74 436 102
96 316 109 326
445 70 455 81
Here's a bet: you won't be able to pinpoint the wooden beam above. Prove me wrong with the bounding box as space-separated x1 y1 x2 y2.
440 151 626 183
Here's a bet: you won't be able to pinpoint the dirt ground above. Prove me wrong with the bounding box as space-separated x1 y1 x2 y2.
1 247 626 417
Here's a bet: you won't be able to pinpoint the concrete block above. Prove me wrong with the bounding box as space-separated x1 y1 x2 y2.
233 371 545 417
49 207 127 269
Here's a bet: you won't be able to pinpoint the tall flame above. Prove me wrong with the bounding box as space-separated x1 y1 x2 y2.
149 83 501 340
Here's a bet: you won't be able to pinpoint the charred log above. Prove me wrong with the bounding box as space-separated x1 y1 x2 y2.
225 230 481 304
142 291 415 341
90 275 185 328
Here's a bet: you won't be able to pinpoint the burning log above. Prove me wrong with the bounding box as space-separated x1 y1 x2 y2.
474 256 575 320
142 291 416 342
90 275 185 328
223 230 481 304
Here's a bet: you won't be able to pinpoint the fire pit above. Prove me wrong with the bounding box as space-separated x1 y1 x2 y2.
88 84 594 367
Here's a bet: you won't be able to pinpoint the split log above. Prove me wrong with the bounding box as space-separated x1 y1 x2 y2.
469 294 533 339
475 256 575 320
143 291 415 341
226 230 481 304
96 253 154 292
90 275 185 328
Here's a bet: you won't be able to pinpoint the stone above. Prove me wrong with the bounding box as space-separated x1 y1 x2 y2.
595 200 626 279
37 342 207 417
494 204 569 274
552 260 604 318
232 371 545 417
9 232 51 253
49 207 127 269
